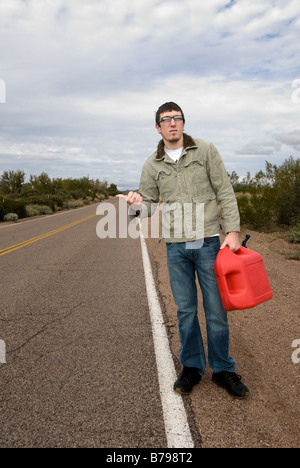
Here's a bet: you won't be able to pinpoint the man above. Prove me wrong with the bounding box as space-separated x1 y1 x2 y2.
118 102 249 398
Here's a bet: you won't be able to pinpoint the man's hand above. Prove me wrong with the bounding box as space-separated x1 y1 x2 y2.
116 191 143 206
220 232 240 253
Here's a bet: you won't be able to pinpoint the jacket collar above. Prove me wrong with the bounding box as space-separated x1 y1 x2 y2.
156 133 197 160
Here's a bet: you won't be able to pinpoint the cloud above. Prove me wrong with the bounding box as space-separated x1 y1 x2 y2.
0 0 300 189
274 130 300 152
238 140 282 156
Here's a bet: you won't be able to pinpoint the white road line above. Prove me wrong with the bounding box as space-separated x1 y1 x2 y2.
139 229 194 449
0 340 6 364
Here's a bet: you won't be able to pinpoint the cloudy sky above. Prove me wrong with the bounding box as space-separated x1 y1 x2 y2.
0 0 300 190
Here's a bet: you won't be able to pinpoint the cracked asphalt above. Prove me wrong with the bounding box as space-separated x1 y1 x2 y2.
0 202 168 448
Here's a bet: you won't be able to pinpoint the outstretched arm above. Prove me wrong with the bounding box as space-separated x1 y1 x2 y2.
116 191 143 206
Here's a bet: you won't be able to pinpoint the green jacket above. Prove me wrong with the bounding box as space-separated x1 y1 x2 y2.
137 133 240 243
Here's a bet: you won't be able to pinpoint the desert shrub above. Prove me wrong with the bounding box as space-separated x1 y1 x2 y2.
95 193 106 202
237 192 275 231
4 213 19 223
0 199 27 219
68 190 86 200
232 157 300 233
62 199 84 209
288 223 300 244
275 165 300 226
48 194 66 208
26 204 53 217
19 195 56 212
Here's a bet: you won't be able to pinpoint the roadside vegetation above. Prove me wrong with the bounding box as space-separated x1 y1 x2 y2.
1 156 299 247
228 156 300 245
0 170 120 221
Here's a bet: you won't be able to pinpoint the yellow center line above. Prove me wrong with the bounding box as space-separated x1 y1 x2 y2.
0 214 96 257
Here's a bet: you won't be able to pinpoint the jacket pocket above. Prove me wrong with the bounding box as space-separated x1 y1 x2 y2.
184 159 212 195
184 159 205 179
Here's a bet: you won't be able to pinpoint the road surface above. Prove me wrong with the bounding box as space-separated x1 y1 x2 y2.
3 200 297 448
0 201 172 448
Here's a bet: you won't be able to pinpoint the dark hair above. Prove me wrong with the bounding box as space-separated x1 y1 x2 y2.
155 102 185 126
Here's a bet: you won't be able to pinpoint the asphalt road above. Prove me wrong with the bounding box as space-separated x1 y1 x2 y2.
0 201 168 448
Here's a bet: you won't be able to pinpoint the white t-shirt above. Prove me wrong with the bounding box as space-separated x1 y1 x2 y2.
164 146 183 163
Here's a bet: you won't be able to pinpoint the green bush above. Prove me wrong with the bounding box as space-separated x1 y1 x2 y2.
19 195 56 212
288 223 300 244
232 157 300 235
237 193 275 231
0 199 27 219
62 199 84 209
68 190 86 200
4 213 19 223
25 204 53 217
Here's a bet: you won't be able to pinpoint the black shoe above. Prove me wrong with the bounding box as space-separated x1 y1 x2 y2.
212 371 249 398
174 367 202 395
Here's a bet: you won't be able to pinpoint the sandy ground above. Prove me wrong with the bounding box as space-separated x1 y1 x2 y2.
145 226 300 448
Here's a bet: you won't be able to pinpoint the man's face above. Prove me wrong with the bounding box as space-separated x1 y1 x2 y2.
156 110 185 145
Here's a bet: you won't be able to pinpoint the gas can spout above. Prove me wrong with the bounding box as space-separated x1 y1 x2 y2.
242 234 251 248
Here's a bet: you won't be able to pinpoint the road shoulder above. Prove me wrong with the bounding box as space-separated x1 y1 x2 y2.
145 228 300 448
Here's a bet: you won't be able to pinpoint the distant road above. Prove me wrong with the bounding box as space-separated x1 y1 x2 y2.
0 201 168 448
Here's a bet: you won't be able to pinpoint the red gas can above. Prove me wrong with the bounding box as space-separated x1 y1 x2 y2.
214 246 273 311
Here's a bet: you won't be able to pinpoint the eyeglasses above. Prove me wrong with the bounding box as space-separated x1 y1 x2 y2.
159 115 184 124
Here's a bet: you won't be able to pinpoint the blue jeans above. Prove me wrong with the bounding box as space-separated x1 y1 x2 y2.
166 237 236 375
